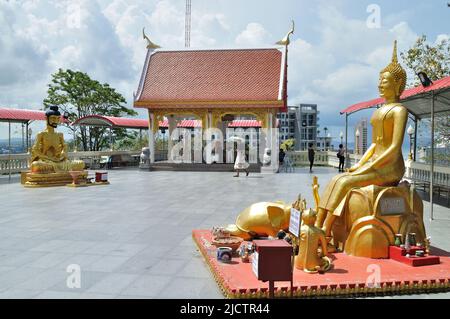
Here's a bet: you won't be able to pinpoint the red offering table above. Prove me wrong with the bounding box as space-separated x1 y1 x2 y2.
389 246 440 267
192 229 450 298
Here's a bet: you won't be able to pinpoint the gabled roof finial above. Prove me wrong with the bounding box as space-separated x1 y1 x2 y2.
142 27 161 49
276 20 295 46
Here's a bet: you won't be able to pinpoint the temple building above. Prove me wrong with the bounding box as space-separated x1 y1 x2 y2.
133 37 289 164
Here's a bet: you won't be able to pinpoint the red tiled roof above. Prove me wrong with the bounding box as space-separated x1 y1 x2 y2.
341 75 450 115
228 120 262 127
134 48 286 108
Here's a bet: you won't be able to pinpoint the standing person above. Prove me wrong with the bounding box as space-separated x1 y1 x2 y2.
337 144 345 172
308 143 315 173
279 148 286 165
234 141 249 177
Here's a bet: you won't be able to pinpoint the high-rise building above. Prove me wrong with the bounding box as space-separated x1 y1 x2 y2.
355 118 368 155
276 104 318 150
276 107 296 143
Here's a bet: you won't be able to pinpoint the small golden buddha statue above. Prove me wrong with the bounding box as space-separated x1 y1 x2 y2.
316 41 408 238
23 106 86 187
295 208 331 273
30 106 84 173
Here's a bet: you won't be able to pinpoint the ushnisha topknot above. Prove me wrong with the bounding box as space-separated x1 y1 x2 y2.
45 105 61 117
380 40 407 96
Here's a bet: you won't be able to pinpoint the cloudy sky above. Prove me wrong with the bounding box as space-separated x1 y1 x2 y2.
0 0 449 140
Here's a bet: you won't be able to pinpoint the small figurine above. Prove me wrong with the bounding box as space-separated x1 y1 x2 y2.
238 242 254 263
424 237 431 255
294 208 332 273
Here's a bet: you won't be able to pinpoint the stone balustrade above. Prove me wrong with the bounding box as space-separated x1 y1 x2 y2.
0 150 141 174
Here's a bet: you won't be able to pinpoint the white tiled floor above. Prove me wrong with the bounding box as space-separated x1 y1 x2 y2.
0 168 449 298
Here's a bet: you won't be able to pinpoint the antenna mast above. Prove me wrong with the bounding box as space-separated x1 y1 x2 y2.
185 0 192 47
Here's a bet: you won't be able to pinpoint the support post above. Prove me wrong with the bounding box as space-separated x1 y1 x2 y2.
413 116 418 162
345 113 350 169
8 121 11 182
109 126 113 151
148 111 155 164
26 122 29 153
430 91 435 221
168 115 176 163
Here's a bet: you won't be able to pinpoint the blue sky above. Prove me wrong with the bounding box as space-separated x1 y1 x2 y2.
0 0 449 142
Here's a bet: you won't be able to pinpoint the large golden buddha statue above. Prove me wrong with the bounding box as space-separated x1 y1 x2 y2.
23 106 86 187
222 41 425 261
315 41 426 257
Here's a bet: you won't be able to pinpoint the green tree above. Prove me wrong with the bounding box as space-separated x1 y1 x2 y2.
400 35 449 87
43 69 137 151
401 36 450 155
281 138 295 151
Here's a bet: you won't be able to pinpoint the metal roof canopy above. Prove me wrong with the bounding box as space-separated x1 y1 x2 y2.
72 115 149 129
340 75 450 221
340 76 450 119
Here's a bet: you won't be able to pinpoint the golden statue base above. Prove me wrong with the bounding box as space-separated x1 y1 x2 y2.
332 183 425 259
22 171 88 188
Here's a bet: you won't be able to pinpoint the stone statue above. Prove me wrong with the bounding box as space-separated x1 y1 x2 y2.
140 147 150 168
23 106 86 187
295 208 331 273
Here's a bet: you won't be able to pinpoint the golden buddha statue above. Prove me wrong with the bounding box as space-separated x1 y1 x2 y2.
314 41 426 258
23 106 86 187
294 209 331 273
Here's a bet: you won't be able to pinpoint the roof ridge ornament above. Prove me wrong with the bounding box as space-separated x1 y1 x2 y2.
276 20 295 46
142 27 161 49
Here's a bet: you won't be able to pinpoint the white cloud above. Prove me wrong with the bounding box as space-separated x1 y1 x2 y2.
235 23 270 46
435 34 449 44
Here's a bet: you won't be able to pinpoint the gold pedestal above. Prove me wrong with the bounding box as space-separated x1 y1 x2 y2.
332 184 425 259
23 171 88 188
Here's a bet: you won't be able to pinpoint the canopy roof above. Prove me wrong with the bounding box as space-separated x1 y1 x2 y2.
134 47 287 110
340 75 450 118
0 107 68 123
73 115 148 129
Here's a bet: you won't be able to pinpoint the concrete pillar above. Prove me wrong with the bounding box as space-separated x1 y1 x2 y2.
168 115 176 162
148 110 155 163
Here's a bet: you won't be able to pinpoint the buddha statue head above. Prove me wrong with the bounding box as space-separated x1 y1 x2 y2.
45 106 62 128
302 208 318 226
378 40 407 103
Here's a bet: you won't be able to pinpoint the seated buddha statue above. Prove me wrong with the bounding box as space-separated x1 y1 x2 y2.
30 106 85 173
315 41 409 246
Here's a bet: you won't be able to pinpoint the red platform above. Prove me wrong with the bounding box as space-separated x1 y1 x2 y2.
193 230 450 298
389 246 440 267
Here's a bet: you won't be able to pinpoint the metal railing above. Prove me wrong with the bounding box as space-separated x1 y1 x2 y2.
405 160 450 187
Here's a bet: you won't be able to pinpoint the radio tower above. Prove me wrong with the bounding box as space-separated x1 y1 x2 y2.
185 0 192 47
